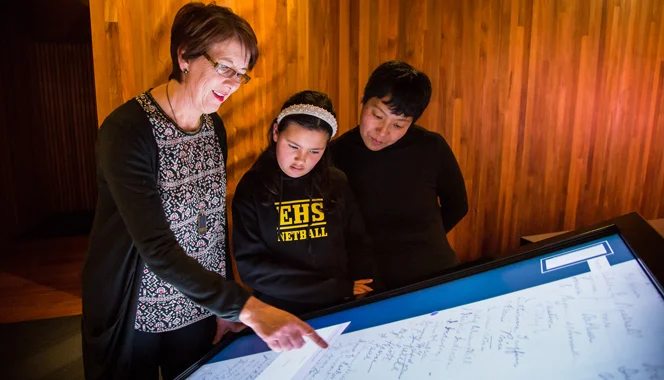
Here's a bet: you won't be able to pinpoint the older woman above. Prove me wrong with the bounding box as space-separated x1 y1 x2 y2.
81 3 324 380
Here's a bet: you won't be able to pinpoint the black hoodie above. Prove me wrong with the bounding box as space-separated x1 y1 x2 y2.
232 160 379 315
330 125 469 290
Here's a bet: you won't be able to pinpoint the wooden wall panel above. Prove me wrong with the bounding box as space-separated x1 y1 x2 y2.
89 0 664 261
0 6 98 242
0 12 45 241
33 42 98 214
0 21 16 245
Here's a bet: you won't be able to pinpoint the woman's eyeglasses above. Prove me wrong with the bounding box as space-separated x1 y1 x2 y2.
203 53 251 84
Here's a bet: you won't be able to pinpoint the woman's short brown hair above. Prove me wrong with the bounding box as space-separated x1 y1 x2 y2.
169 2 259 82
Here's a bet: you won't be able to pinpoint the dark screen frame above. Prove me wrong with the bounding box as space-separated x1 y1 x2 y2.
176 212 664 379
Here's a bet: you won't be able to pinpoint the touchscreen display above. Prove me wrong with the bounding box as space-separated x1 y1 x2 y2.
183 234 664 380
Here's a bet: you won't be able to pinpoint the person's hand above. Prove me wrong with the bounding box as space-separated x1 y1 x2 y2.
238 296 328 352
212 317 247 345
353 279 374 295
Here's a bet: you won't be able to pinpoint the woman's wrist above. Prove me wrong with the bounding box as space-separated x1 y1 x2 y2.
238 296 264 326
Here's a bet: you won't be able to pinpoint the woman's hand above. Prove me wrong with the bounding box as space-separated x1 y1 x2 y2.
212 317 247 344
238 296 328 352
353 279 374 295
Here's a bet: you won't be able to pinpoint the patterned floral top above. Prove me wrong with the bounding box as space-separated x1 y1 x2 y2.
134 92 228 332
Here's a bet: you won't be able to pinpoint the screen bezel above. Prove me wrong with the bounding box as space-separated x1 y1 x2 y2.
176 212 664 379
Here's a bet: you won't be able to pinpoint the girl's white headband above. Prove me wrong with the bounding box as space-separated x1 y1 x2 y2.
276 104 338 137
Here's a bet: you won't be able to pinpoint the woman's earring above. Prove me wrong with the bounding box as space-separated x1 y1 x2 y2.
183 69 189 74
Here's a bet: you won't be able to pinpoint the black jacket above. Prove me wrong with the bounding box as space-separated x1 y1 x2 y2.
330 125 468 289
232 159 379 315
82 98 249 380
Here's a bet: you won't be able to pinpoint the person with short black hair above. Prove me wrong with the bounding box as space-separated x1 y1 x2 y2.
232 90 379 316
330 60 469 290
82 4 326 379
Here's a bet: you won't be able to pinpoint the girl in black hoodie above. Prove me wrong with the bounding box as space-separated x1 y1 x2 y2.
232 90 379 315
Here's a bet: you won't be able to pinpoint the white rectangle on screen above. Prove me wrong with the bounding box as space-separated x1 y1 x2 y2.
541 241 613 273
588 255 611 272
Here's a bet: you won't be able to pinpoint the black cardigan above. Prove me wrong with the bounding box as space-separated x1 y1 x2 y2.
81 98 249 380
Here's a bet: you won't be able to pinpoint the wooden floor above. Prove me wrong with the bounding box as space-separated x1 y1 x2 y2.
0 237 86 324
